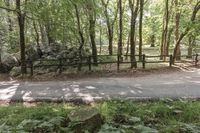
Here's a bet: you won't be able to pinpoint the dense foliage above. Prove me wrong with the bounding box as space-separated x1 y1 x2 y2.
1 100 200 132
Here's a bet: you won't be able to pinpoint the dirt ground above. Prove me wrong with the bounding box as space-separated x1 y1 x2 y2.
0 66 181 82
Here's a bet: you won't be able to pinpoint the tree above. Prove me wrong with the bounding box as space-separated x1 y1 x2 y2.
118 0 123 58
16 0 27 74
160 0 169 61
101 0 118 55
173 1 200 61
174 0 181 60
139 0 144 61
74 3 85 71
87 0 98 65
129 0 139 68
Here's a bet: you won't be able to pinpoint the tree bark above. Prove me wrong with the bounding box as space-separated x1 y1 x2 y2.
74 4 85 71
174 0 181 60
125 32 130 60
150 34 155 47
166 27 174 56
139 0 144 61
173 1 200 61
129 0 139 68
188 36 196 58
88 0 98 65
16 0 27 74
163 0 169 61
99 22 102 55
33 21 40 47
101 0 118 55
5 0 13 32
118 0 123 58
160 13 165 60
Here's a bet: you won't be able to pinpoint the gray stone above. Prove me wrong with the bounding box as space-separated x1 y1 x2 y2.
0 63 10 73
2 53 19 67
26 45 39 61
68 108 104 133
10 67 21 76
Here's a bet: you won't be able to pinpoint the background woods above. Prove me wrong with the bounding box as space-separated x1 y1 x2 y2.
0 0 199 74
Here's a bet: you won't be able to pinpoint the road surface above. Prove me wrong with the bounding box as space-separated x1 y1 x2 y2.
0 67 200 103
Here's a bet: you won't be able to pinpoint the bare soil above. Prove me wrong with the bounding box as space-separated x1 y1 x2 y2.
0 66 182 82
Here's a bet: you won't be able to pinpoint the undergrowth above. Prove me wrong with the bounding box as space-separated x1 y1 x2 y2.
0 99 200 133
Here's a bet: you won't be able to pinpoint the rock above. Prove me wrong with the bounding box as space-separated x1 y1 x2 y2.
26 45 40 61
172 109 183 115
0 63 11 73
33 61 41 67
34 69 46 75
47 67 58 73
2 53 19 67
12 52 21 64
57 50 69 59
128 117 141 124
10 67 21 76
68 108 104 133
134 125 158 133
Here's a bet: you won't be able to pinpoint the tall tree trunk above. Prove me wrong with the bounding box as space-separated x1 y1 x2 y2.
88 0 97 65
160 0 170 60
125 32 130 60
33 21 40 47
99 23 102 55
39 22 47 47
160 13 165 60
118 0 123 58
166 27 174 56
173 1 200 61
150 34 155 47
74 4 84 71
129 0 139 68
163 0 169 61
5 0 12 32
188 36 196 58
139 0 144 61
174 0 181 60
101 0 118 55
16 0 26 74
89 18 98 64
46 23 54 46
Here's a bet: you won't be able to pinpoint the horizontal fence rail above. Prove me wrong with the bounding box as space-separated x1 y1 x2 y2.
26 54 199 76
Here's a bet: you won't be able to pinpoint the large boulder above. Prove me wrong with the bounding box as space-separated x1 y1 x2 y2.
0 63 10 73
2 53 19 67
26 45 40 61
10 67 21 76
68 108 104 133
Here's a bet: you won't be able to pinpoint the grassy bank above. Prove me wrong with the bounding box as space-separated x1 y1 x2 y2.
0 99 200 132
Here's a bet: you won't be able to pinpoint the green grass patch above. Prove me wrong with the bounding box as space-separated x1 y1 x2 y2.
1 99 200 132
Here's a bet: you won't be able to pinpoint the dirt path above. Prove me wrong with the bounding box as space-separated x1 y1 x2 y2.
0 67 200 103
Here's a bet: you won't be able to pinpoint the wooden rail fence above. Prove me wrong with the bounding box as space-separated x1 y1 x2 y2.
27 54 199 76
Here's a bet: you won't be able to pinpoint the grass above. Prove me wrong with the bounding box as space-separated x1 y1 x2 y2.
1 99 200 132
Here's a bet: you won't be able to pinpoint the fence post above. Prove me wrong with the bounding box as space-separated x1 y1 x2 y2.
59 58 62 74
30 60 33 76
142 54 146 69
169 55 173 67
117 55 120 72
88 56 92 71
195 54 198 66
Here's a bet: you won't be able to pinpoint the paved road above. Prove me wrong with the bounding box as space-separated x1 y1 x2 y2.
0 68 200 102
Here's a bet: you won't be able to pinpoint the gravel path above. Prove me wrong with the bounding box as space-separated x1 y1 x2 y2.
0 67 200 103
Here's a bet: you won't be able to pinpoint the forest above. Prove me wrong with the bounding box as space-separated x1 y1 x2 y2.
0 0 200 75
1 1 200 132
